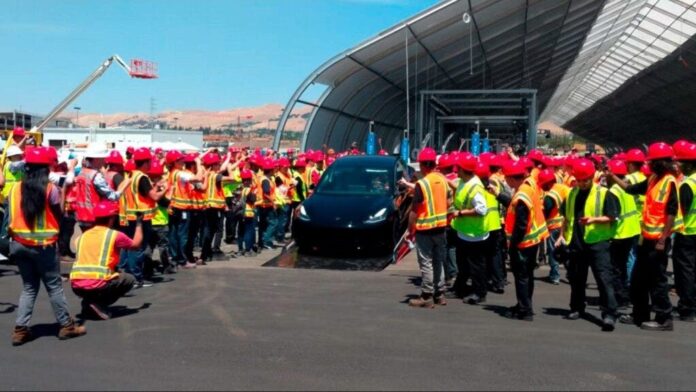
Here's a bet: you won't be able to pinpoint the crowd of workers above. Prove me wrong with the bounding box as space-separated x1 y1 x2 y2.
3 122 695 345
407 140 695 334
2 126 359 346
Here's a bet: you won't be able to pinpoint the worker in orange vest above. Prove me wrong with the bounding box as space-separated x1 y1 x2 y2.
118 147 167 289
611 142 683 331
275 157 294 240
200 151 234 263
238 169 258 256
538 168 568 285
10 146 85 346
405 147 452 308
183 152 207 265
502 160 549 321
70 201 143 320
166 150 204 269
256 157 277 250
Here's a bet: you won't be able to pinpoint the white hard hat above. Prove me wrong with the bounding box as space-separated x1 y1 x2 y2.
6 145 23 158
84 142 109 159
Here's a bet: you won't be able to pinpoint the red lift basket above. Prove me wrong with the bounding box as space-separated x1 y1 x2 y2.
129 59 158 79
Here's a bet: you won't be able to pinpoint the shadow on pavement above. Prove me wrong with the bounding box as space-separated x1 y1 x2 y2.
481 304 513 318
78 302 151 322
0 302 17 314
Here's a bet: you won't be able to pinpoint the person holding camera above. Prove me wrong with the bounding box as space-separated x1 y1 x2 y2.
71 202 143 320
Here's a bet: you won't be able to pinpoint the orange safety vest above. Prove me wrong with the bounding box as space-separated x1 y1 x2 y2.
70 226 120 281
255 176 276 208
206 172 226 209
8 182 60 246
546 183 570 231
277 171 294 202
642 174 685 240
414 172 449 231
505 183 549 249
120 170 156 223
242 187 255 218
169 169 193 210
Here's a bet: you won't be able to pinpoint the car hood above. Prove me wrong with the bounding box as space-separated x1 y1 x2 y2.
302 194 393 227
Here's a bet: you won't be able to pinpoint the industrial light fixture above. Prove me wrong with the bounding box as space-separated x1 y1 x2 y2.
462 13 471 24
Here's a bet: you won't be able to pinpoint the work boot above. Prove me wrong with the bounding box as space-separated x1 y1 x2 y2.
11 326 33 346
619 314 637 325
602 315 616 332
183 262 197 269
434 295 447 306
408 295 434 309
679 312 695 322
640 319 674 332
566 311 582 320
88 303 111 320
463 294 485 305
58 319 86 340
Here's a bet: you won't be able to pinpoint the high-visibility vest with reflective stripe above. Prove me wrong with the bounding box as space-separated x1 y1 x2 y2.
256 176 275 208
169 169 194 210
609 184 641 239
546 183 570 231
291 170 306 202
483 188 502 232
2 162 24 200
222 168 241 198
8 183 59 246
70 226 119 281
189 178 206 211
276 171 293 205
563 184 616 244
643 174 684 240
415 172 448 231
242 187 255 218
206 172 226 209
152 205 169 226
678 174 696 235
120 170 155 222
626 171 646 212
504 183 549 249
451 177 486 237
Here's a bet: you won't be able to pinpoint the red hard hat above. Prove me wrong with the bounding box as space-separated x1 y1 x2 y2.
457 154 477 172
673 140 692 155
624 148 646 163
126 146 135 154
24 147 51 165
479 152 494 164
240 169 253 180
418 147 437 163
12 127 26 137
149 160 165 176
378 149 388 156
45 147 58 163
202 153 220 166
503 160 527 177
154 147 163 155
314 151 325 162
607 159 628 176
105 150 124 165
326 157 336 166
166 150 183 165
278 157 290 168
646 142 674 161
538 168 556 185
293 157 307 168
183 152 198 163
573 158 596 181
474 162 491 179
437 153 452 169
676 142 696 161
133 147 152 162
641 163 652 176
125 159 135 172
488 155 503 168
527 149 545 163
614 152 627 161
564 156 577 167
541 156 557 168
93 201 119 219
519 157 534 169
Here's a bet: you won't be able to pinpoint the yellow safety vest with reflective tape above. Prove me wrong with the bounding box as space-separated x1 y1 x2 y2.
451 177 487 237
483 189 501 232
677 174 696 235
2 162 24 200
70 226 119 281
643 174 684 239
563 184 616 244
626 171 646 211
609 184 641 239
546 183 569 231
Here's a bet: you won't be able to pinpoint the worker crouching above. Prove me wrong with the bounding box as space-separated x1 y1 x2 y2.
71 201 143 320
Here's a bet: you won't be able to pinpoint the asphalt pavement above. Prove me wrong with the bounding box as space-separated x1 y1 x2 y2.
1 249 695 391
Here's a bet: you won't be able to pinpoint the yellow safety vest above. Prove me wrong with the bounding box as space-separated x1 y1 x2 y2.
677 174 696 235
152 205 169 226
2 162 24 200
415 172 448 231
625 171 646 212
563 184 616 244
70 226 120 281
609 184 641 239
451 177 487 237
482 189 501 232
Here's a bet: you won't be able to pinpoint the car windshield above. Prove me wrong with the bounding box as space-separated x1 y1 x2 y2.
315 161 394 196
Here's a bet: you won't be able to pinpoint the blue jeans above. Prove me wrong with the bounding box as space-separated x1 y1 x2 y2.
122 220 152 282
168 209 190 265
275 205 289 242
546 229 561 282
626 242 637 287
241 217 256 252
12 242 72 327
257 207 276 247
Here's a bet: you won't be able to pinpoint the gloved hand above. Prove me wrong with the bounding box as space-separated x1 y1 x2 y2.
136 212 144 225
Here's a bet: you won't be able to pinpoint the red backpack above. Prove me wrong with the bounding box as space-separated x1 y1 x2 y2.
66 168 101 223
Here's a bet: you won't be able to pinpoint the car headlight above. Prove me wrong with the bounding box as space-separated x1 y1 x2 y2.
364 207 387 224
298 205 311 221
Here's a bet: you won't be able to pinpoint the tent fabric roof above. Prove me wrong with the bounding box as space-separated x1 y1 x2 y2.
274 0 606 151
274 0 696 151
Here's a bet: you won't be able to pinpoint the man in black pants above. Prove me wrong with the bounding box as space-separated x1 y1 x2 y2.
673 142 696 321
559 159 620 331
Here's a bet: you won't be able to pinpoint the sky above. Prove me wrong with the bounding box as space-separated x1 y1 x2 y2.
2 0 437 115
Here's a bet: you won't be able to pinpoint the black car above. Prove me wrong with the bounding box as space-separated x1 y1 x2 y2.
292 155 413 256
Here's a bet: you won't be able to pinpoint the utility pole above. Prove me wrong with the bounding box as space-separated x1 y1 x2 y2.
74 106 81 127
150 97 157 129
